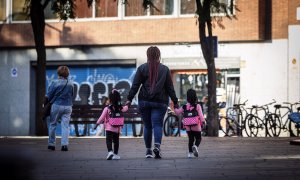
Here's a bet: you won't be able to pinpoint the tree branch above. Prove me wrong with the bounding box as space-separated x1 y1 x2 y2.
42 0 51 9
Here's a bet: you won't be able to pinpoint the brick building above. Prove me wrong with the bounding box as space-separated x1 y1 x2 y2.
0 0 299 136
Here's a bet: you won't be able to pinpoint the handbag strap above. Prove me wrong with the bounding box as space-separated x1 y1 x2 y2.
49 79 69 104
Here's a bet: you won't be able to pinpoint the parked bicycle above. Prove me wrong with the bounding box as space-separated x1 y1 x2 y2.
244 100 280 137
273 102 300 137
219 100 248 137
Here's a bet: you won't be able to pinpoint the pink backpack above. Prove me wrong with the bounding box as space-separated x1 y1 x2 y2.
108 105 124 127
182 105 199 126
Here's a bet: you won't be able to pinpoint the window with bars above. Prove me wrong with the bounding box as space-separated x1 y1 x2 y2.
12 0 27 21
6 0 234 22
95 0 118 18
0 0 5 21
180 0 235 16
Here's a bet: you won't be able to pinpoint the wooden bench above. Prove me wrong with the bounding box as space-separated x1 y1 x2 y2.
70 105 143 137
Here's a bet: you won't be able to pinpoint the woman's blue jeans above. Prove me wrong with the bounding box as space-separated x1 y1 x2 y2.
138 100 167 149
48 104 72 147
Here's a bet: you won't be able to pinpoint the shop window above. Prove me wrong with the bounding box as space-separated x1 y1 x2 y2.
12 0 27 21
95 0 118 17
125 0 147 17
174 69 239 105
150 0 174 16
0 0 5 21
75 0 92 18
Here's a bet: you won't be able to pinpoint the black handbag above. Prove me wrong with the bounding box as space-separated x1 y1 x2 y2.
43 101 52 119
42 80 68 120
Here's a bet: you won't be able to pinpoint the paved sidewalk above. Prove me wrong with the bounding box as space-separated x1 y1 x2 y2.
0 136 300 180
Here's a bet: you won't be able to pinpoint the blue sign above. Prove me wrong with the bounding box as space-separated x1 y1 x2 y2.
204 36 218 58
11 67 18 77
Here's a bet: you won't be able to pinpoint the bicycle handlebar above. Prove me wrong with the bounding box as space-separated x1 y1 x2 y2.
233 99 248 107
261 99 276 107
282 102 300 110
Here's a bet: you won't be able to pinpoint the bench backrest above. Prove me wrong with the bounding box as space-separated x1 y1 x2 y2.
71 105 140 120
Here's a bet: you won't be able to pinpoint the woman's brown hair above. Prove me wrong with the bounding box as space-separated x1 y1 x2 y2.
147 46 160 93
57 66 70 78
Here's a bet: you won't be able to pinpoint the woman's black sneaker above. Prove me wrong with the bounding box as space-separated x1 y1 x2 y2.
145 149 153 158
153 147 162 159
48 146 55 151
61 145 68 151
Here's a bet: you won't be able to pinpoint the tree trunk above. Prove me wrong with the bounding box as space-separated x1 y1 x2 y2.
197 0 218 136
30 0 47 135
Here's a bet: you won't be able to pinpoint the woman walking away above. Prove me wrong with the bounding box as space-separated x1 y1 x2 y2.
94 89 129 160
174 89 205 158
46 66 74 151
126 46 179 159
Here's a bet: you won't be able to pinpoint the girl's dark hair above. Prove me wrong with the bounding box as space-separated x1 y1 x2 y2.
147 46 160 93
109 89 123 110
187 88 198 108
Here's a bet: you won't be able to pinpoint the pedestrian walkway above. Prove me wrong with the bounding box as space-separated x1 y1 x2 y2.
0 136 300 180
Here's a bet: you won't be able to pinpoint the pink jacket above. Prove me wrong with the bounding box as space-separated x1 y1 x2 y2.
96 105 129 133
174 103 205 132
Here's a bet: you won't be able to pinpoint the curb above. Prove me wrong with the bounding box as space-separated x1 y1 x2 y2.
290 139 300 145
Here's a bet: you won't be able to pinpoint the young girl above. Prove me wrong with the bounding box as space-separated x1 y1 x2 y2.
95 97 110 136
174 89 205 158
94 89 128 160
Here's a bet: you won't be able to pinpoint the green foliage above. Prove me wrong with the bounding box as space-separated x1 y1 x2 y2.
51 0 76 20
25 0 78 21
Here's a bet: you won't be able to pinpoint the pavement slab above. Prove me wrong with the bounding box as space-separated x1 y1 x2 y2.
0 136 300 180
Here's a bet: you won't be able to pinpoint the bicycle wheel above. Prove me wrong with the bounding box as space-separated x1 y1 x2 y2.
289 120 300 137
226 118 239 136
266 113 281 137
163 114 179 137
219 116 228 136
244 114 259 137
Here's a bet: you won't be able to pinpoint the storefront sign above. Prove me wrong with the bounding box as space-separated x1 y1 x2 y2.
162 58 207 70
163 57 240 70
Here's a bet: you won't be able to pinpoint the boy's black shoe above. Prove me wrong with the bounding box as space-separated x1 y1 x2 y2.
48 146 55 151
61 145 68 151
153 147 162 159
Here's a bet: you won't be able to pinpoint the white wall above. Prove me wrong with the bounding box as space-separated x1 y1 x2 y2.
288 25 300 102
0 49 36 135
219 40 289 106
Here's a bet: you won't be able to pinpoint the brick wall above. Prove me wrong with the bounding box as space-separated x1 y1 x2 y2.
0 0 290 47
289 0 300 25
272 0 289 39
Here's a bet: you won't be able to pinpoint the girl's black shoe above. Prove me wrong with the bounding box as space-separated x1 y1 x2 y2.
48 146 55 151
61 145 68 151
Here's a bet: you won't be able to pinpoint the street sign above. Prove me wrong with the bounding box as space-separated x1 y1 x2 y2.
205 36 218 58
11 67 18 78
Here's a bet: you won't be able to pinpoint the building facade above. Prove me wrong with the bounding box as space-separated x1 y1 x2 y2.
0 0 299 136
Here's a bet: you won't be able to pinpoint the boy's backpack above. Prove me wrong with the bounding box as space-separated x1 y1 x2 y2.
182 104 199 126
108 105 124 127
